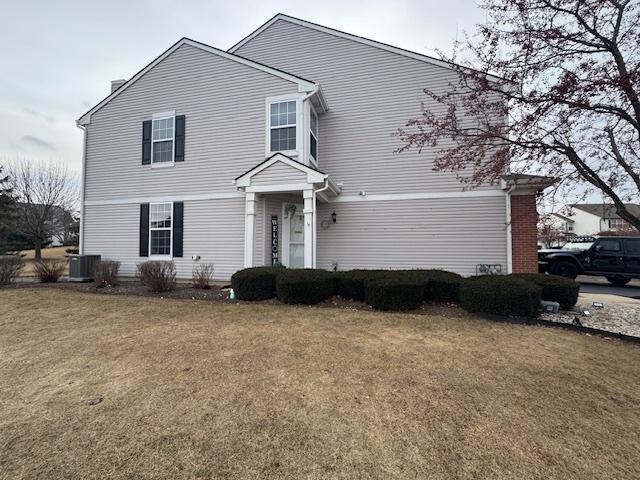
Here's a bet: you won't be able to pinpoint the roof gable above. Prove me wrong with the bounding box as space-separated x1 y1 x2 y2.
234 153 326 188
229 14 505 83
571 203 640 219
77 37 318 125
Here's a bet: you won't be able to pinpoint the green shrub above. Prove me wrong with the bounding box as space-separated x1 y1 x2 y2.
510 273 579 310
459 275 542 318
365 278 425 311
276 269 336 304
231 266 283 300
137 261 176 293
402 269 463 303
335 270 386 300
0 256 24 285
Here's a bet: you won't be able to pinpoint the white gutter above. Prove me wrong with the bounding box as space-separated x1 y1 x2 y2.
505 185 515 274
76 121 88 255
312 178 331 268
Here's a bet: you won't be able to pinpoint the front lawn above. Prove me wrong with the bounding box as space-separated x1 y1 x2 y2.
1 289 639 479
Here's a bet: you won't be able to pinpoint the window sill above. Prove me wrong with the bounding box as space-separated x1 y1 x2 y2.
267 150 299 158
149 162 175 169
149 255 172 260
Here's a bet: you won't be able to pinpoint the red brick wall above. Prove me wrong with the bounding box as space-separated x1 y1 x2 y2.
511 194 539 273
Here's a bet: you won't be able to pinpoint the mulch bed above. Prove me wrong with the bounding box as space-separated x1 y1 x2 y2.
6 279 467 317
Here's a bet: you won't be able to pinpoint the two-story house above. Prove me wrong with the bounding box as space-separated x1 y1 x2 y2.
557 204 640 236
77 14 554 280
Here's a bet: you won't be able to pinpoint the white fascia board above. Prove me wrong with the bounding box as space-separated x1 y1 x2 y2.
229 14 507 84
77 38 317 125
235 153 327 188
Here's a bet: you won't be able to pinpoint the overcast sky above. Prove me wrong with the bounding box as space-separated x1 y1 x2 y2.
0 0 485 173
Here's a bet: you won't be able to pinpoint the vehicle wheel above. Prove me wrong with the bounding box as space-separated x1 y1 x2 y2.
606 276 631 286
549 261 578 279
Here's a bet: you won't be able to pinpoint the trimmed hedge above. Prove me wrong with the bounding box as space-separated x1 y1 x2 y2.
276 269 336 304
510 273 580 310
460 275 542 318
365 278 425 311
335 270 385 300
231 266 283 300
402 269 463 303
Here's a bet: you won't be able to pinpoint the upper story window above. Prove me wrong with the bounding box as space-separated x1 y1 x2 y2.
310 107 318 161
152 116 174 163
150 202 172 256
269 101 297 152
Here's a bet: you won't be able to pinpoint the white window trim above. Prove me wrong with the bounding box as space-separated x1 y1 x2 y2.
151 110 176 165
265 94 302 157
149 201 173 259
309 104 318 166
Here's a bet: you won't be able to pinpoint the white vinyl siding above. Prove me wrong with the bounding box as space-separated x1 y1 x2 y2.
84 198 249 279
316 196 509 277
84 43 299 203
234 19 502 195
250 162 308 186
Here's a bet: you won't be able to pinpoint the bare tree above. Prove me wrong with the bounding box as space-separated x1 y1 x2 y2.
8 159 79 258
399 0 640 228
538 214 567 248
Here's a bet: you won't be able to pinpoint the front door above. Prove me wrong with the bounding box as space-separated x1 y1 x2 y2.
283 203 304 268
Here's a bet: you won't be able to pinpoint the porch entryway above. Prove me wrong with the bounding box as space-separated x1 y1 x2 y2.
233 153 340 269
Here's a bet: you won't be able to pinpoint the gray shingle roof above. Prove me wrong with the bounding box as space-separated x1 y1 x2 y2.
571 203 640 219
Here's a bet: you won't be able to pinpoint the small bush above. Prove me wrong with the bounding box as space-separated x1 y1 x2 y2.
231 266 283 300
365 278 425 311
33 259 66 283
276 269 336 304
65 248 80 254
0 256 24 285
93 260 120 288
192 263 215 289
460 275 542 318
137 261 177 293
510 273 580 310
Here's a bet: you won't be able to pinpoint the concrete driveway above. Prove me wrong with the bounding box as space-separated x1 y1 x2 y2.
577 275 640 299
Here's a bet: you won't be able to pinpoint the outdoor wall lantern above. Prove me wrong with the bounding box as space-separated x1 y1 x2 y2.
331 211 337 223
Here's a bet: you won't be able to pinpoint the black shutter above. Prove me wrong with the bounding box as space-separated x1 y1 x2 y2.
140 203 149 257
174 115 185 162
173 202 184 258
142 120 152 165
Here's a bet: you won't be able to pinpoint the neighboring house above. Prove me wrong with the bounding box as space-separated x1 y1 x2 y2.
561 204 640 235
77 13 554 279
550 213 575 234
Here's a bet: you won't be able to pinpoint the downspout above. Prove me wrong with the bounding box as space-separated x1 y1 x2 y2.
312 178 330 268
505 184 516 274
76 121 87 255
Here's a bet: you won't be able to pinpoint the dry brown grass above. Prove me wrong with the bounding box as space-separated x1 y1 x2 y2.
0 288 639 479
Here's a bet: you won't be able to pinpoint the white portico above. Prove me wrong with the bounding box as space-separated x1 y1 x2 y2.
234 153 340 268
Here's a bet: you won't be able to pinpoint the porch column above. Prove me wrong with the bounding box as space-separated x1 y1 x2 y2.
303 189 314 268
243 192 257 268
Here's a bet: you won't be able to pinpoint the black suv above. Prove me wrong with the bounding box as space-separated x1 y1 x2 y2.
539 236 640 285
